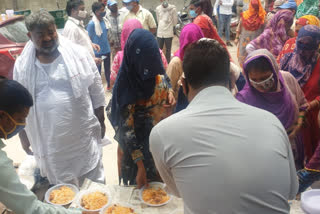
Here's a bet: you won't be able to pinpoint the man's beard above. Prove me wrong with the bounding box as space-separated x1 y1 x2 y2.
37 39 59 55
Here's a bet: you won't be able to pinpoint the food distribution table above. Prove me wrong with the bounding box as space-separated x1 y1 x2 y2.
69 179 184 214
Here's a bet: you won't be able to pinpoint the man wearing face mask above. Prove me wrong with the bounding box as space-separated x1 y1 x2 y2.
14 10 106 187
87 2 112 90
0 79 91 214
122 0 157 34
156 0 177 63
106 0 122 64
63 0 102 65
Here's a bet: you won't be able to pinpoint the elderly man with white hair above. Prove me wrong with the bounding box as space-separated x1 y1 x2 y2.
13 10 106 187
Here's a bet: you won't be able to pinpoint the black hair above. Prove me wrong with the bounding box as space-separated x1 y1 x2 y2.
245 57 273 73
190 0 203 8
66 0 85 16
0 79 33 115
92 2 105 14
25 10 55 32
183 39 230 89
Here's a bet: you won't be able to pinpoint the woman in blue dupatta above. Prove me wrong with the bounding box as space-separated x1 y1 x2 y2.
110 29 171 188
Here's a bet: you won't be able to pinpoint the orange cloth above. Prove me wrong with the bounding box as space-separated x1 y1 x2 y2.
241 0 266 31
296 0 303 6
299 15 320 26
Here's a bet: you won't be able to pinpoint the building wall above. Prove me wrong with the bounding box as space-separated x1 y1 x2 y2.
0 0 194 13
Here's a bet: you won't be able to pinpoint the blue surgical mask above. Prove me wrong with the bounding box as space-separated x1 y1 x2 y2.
6 125 25 139
189 9 197 18
100 11 106 17
126 5 134 11
0 111 26 140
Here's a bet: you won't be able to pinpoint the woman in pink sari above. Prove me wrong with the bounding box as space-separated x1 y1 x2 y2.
110 19 168 86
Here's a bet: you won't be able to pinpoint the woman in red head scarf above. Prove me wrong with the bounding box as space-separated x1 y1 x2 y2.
277 15 320 63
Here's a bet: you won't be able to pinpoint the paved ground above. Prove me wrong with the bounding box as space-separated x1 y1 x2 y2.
2 37 315 213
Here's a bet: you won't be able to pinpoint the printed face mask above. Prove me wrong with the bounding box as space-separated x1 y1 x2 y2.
249 73 275 92
0 111 26 140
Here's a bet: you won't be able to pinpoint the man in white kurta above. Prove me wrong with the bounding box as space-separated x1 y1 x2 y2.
150 39 298 214
63 0 99 60
13 10 106 186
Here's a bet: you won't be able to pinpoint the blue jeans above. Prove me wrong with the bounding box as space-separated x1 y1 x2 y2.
218 14 232 41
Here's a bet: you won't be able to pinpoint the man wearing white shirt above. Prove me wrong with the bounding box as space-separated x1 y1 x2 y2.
150 39 298 214
156 0 177 63
214 0 234 46
14 10 106 187
63 0 101 65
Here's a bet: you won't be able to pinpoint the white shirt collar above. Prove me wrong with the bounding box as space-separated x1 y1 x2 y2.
188 86 234 107
68 16 85 27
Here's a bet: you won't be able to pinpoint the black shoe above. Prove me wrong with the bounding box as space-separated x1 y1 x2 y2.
226 41 233 47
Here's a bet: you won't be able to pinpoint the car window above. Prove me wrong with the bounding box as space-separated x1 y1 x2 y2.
0 19 29 43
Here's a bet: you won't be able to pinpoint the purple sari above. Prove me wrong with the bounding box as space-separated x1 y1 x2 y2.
236 49 296 130
249 9 294 57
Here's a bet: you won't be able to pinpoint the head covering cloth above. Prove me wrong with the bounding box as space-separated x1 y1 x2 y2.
111 29 165 127
236 49 297 130
241 0 266 31
280 25 320 87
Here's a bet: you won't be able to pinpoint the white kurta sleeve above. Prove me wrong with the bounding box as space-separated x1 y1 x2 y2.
150 128 181 197
87 54 106 109
13 57 21 82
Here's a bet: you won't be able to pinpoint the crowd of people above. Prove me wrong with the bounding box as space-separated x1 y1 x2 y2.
0 0 320 213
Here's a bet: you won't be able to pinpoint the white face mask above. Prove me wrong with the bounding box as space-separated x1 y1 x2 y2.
78 10 87 19
249 73 275 92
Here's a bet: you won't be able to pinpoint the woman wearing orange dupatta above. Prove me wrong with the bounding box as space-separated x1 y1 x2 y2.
234 0 266 66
